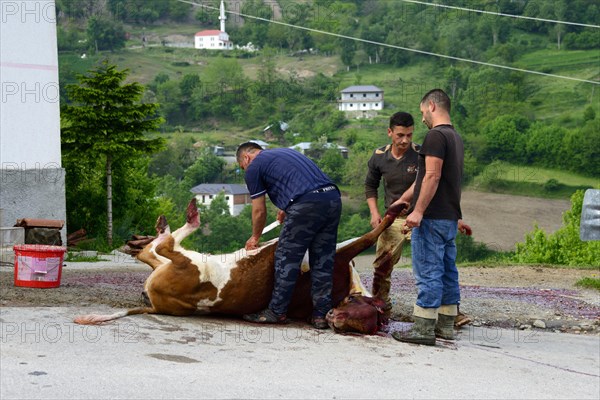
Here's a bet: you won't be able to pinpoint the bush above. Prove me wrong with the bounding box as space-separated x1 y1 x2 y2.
543 178 560 192
514 190 600 266
575 277 600 291
455 234 497 263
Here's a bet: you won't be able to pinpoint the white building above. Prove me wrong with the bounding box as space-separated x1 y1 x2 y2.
190 184 251 216
338 85 384 118
0 0 67 243
290 142 349 159
194 1 234 50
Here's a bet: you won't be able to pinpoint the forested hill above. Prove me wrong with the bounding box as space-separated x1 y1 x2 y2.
57 0 599 173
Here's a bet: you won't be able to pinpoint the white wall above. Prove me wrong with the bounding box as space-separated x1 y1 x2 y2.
1 0 61 167
0 0 66 240
339 91 384 111
194 34 233 50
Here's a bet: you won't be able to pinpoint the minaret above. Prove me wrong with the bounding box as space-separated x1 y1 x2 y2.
219 0 226 33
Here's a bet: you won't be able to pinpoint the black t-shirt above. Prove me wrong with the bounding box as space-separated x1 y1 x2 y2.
412 124 464 220
365 143 420 208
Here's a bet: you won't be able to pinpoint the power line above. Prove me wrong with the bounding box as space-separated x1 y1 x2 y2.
399 0 600 29
177 0 600 85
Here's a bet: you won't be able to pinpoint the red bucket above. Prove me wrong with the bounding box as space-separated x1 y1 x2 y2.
13 245 67 288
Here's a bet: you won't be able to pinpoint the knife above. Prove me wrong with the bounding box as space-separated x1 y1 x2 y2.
261 220 282 235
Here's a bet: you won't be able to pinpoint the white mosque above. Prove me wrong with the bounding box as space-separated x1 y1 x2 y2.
194 1 234 50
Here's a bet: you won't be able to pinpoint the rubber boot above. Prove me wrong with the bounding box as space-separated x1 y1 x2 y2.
435 304 458 340
391 305 436 346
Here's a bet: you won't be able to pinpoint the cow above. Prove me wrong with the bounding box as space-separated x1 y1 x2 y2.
74 199 404 333
326 293 387 335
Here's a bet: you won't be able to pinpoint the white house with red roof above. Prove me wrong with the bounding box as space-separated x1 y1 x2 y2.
194 1 234 50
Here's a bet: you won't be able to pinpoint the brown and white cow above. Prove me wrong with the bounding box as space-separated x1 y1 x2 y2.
74 199 403 333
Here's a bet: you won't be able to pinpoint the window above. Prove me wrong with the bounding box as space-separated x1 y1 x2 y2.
225 196 230 200
350 94 353 98
363 103 366 107
209 195 213 199
376 93 380 97
375 103 379 107
363 93 366 97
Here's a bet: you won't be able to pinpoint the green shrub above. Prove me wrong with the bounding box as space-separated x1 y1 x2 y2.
575 277 600 290
543 178 560 192
456 234 497 263
514 190 600 266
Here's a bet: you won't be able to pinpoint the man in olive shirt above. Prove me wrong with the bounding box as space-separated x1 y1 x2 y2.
365 112 419 318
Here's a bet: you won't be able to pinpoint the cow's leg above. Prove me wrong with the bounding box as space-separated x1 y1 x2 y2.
171 199 200 245
148 234 209 315
334 202 406 267
136 215 172 270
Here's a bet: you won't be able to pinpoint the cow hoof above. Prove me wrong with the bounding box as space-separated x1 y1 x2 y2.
155 215 168 234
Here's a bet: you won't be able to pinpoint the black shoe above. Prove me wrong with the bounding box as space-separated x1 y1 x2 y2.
311 316 329 330
243 308 288 324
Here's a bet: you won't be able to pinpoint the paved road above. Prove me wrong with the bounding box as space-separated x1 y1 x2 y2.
1 307 598 399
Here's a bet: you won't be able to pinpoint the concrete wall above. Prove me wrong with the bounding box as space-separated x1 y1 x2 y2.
0 0 66 243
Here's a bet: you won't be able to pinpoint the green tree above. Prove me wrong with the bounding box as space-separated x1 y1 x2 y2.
563 120 600 177
316 148 346 184
149 134 199 180
182 150 226 188
524 122 566 166
339 29 357 69
155 80 182 124
554 0 568 50
86 16 126 52
342 147 373 186
179 74 201 99
481 115 530 163
61 62 165 246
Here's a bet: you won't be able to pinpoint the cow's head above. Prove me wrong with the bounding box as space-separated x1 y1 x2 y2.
326 293 387 335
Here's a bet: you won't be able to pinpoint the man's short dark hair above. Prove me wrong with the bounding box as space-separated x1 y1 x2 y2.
236 141 263 163
389 112 414 129
421 89 451 113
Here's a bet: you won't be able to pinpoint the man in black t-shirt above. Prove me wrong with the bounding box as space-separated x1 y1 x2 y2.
390 89 468 346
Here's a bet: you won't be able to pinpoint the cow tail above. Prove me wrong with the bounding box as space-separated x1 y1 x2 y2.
73 307 155 325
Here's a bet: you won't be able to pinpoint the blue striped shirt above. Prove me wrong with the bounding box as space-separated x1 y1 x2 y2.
244 148 334 210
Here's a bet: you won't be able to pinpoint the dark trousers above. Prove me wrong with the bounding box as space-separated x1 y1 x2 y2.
269 192 342 317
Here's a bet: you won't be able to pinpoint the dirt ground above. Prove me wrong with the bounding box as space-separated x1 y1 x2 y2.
352 256 599 333
0 191 597 335
460 190 571 252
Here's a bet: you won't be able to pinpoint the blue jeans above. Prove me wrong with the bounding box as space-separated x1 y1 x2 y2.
411 219 460 309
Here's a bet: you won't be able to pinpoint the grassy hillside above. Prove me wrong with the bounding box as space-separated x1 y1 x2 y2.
515 49 600 122
471 161 598 198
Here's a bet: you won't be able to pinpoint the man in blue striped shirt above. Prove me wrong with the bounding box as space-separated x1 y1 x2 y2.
236 142 342 329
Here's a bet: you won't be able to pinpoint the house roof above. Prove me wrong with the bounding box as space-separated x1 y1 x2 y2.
195 30 222 37
341 85 383 93
190 183 249 195
290 142 348 151
249 139 269 148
